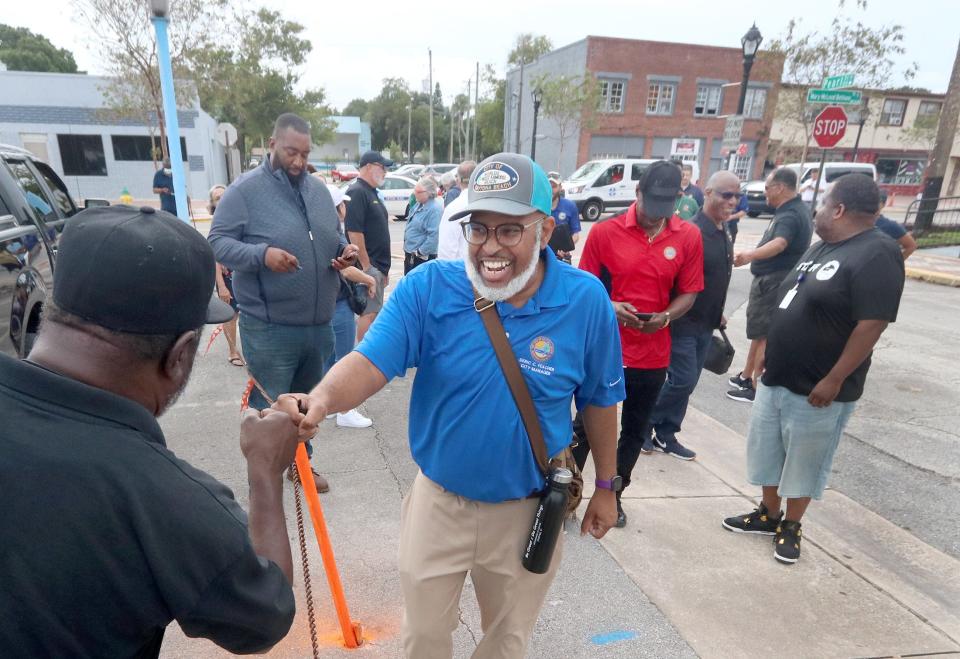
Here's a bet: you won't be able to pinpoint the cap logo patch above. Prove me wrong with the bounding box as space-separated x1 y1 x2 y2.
474 162 519 192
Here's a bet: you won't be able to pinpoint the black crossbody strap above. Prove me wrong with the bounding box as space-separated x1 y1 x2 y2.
473 293 550 475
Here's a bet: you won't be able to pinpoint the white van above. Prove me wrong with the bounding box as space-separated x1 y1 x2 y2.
563 158 658 221
784 161 877 185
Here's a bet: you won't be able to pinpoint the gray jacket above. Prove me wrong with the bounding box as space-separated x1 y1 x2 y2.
208 159 346 326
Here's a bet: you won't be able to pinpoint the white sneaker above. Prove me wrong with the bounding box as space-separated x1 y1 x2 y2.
337 409 372 428
325 413 337 419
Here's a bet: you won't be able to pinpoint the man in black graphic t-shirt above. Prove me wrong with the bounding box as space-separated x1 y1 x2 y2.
722 174 904 565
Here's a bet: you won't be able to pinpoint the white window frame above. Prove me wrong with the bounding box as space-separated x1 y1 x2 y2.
880 98 907 126
598 79 625 113
743 87 767 119
694 84 722 116
729 153 751 180
647 81 676 115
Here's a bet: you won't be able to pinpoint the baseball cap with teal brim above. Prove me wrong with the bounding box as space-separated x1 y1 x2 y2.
447 153 552 221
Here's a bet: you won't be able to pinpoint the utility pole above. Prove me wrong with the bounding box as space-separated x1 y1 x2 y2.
851 97 869 162
915 38 960 236
406 102 412 162
465 79 472 161
449 107 454 162
514 60 524 154
473 61 480 159
428 48 434 165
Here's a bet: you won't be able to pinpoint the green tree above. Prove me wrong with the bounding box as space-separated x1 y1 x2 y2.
537 74 600 171
508 34 553 67
476 64 506 158
768 3 917 162
186 8 334 157
342 98 369 118
0 24 78 73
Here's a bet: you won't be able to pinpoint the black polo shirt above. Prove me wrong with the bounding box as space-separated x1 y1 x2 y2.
0 355 295 657
672 211 733 336
344 177 391 276
750 196 813 276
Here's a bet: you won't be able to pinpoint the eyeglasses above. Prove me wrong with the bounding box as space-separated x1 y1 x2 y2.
716 191 744 200
461 217 544 247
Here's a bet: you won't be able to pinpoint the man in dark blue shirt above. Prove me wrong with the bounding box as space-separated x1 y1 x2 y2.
547 173 581 263
875 190 917 259
152 158 177 214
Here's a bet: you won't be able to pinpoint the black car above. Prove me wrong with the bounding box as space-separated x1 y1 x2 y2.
0 143 101 357
742 180 774 217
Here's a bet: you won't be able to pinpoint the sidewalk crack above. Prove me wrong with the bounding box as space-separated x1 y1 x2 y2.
372 424 404 497
458 607 478 646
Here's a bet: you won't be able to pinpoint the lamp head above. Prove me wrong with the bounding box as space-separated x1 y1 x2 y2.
150 0 170 17
742 23 763 59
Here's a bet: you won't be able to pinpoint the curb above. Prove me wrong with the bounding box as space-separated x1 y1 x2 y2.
904 267 960 287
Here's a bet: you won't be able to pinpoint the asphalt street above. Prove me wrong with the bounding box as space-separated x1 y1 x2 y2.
158 213 958 657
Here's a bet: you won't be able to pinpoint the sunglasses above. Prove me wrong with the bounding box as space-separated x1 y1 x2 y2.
717 191 744 200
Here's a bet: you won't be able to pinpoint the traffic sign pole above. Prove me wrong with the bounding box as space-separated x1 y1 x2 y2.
809 150 828 214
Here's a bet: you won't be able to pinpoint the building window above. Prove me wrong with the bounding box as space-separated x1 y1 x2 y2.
730 153 751 180
918 101 941 118
598 79 625 113
879 99 907 126
647 81 676 115
57 134 107 176
694 85 722 116
743 88 767 119
877 157 926 186
112 135 188 161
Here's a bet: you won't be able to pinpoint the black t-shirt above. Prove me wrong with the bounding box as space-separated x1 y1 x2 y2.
344 177 391 276
672 211 732 335
762 229 905 402
0 355 295 657
751 196 813 276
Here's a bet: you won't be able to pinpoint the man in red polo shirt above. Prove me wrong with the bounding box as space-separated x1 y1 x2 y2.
576 160 704 528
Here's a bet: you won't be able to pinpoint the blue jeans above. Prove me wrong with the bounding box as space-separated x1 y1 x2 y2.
649 331 713 443
239 313 335 409
324 298 356 372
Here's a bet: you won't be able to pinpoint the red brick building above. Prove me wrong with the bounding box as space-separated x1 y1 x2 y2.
505 36 784 183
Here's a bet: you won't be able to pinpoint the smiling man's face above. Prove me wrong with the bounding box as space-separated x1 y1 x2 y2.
464 210 554 302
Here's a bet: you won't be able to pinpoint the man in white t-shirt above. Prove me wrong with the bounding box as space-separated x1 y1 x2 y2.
437 187 469 260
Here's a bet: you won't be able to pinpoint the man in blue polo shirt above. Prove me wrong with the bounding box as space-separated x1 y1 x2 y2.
276 153 625 658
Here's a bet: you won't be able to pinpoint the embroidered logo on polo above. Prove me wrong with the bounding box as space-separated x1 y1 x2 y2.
815 260 840 280
663 246 677 260
474 162 519 192
530 336 555 362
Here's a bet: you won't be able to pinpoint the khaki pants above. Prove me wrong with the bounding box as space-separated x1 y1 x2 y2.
399 471 563 659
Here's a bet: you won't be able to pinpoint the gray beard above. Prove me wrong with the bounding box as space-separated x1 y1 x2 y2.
464 228 542 302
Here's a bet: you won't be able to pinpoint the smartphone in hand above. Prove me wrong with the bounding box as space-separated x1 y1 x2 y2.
634 312 654 321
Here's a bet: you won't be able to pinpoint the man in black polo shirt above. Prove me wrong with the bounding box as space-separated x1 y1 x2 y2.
346 150 394 341
648 171 736 460
723 174 904 564
727 167 812 402
0 206 300 656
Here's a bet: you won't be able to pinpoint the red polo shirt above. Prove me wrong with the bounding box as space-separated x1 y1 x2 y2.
579 203 704 369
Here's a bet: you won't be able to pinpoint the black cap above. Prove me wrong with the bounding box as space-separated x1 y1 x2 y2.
53 205 234 334
359 150 394 168
639 160 682 219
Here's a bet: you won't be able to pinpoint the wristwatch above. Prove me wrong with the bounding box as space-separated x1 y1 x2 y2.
662 311 671 329
595 476 623 492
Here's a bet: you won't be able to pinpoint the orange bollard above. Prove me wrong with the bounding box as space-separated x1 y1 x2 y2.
294 444 363 648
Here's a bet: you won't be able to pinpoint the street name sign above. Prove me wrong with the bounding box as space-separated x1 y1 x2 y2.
807 88 863 105
813 106 848 148
823 73 855 90
722 115 744 152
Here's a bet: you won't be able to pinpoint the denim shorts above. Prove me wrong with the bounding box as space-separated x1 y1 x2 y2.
746 383 855 499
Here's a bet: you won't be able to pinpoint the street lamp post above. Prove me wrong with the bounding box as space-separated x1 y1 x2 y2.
851 97 870 161
729 23 763 173
149 0 189 222
530 86 543 161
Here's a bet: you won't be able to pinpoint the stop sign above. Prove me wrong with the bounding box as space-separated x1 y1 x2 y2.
813 105 848 148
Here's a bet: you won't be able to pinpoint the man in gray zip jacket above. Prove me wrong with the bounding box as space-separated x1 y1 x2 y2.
209 113 359 492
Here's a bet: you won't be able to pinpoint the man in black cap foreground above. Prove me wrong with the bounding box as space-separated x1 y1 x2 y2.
0 206 300 656
575 161 704 528
346 150 394 342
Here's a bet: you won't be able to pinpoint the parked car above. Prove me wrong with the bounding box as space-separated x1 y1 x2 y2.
742 180 774 217
394 164 425 179
332 163 359 182
0 143 100 357
563 158 657 221
423 163 458 177
380 174 418 220
785 161 877 185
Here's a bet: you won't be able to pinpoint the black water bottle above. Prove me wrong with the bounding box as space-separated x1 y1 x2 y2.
522 468 572 574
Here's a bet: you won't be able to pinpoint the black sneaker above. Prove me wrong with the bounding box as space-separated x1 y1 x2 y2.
639 434 655 454
728 372 752 389
615 495 627 528
722 502 782 535
774 520 802 564
655 439 697 461
726 385 755 403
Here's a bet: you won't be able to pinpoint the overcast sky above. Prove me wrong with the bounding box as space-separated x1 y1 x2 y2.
5 0 956 110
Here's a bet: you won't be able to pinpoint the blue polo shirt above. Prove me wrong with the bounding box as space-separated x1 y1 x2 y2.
552 198 581 234
356 248 625 502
